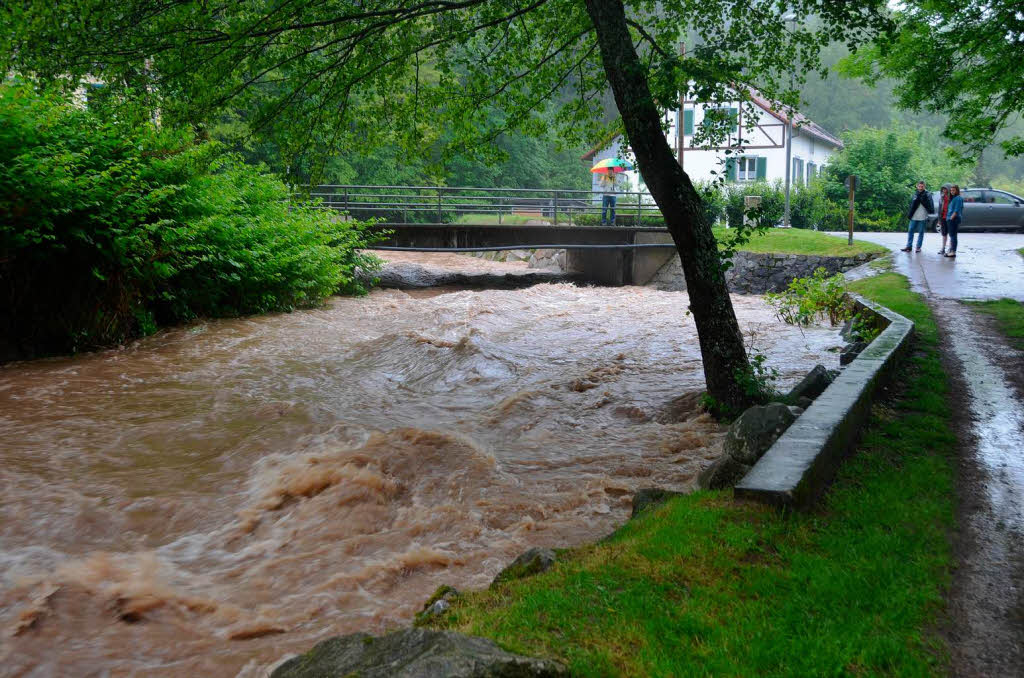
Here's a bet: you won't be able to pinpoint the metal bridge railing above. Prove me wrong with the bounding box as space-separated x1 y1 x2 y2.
300 184 664 227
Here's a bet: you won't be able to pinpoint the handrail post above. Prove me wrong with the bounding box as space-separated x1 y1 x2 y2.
437 188 443 224
553 191 559 225
636 191 641 228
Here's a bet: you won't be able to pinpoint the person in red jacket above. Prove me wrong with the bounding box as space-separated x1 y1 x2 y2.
937 184 952 255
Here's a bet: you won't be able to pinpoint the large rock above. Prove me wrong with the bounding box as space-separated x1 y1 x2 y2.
491 548 557 587
271 628 568 678
785 364 833 403
697 455 751 490
840 341 868 366
630 487 684 518
723 402 796 466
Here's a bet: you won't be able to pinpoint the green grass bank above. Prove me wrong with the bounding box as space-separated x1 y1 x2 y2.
425 272 955 677
714 227 886 257
968 298 1024 350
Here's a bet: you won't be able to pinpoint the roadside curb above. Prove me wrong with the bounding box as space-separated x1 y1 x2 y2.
734 294 915 507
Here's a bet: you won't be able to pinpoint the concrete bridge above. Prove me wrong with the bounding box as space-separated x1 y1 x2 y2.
371 223 677 286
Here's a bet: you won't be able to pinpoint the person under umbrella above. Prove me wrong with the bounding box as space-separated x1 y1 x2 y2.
591 158 632 226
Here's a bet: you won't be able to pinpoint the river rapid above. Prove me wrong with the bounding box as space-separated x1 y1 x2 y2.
0 256 844 676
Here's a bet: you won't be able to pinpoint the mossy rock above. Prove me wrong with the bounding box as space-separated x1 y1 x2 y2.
414 585 461 626
490 548 556 588
271 628 567 677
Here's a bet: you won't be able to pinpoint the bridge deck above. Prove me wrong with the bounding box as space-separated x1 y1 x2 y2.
373 223 671 249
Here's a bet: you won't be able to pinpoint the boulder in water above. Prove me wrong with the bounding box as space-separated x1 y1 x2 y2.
785 364 833 403
270 628 568 678
630 487 684 518
840 342 868 365
697 454 752 491
723 402 796 466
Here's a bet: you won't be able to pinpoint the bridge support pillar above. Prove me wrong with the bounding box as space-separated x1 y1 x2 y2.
565 231 675 286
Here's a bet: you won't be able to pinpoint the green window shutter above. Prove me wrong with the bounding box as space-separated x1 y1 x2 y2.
725 157 737 181
729 107 738 132
683 109 694 136
756 156 767 179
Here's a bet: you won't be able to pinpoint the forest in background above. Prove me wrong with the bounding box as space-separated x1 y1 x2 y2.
203 38 1024 194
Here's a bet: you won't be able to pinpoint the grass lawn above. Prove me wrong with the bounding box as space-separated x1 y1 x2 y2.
713 227 887 257
968 298 1024 350
426 272 955 677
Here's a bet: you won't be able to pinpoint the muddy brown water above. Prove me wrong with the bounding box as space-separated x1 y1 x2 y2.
0 276 843 676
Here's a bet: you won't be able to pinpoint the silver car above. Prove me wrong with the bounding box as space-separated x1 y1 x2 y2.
931 188 1024 232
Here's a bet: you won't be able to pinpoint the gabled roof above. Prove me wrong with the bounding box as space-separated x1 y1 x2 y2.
580 89 843 161
746 90 844 148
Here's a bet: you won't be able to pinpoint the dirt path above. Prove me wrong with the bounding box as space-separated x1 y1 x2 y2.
838 234 1024 676
934 303 1024 677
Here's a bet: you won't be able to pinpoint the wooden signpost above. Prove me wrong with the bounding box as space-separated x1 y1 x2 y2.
844 175 859 246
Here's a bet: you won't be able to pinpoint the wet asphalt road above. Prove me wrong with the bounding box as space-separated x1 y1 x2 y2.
833 231 1024 301
832 231 1024 676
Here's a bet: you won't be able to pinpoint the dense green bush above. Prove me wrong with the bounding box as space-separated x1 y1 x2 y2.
819 126 971 219
765 267 849 326
0 84 378 359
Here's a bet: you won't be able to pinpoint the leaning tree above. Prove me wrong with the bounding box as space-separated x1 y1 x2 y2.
1 0 890 413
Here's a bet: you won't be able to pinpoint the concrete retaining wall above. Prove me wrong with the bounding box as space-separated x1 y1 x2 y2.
733 294 915 507
649 251 879 294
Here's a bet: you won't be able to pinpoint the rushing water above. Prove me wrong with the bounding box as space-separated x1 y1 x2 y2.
0 259 844 676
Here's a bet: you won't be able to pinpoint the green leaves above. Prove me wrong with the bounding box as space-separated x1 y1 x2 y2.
3 1 893 172
765 267 849 327
0 84 380 357
857 0 1024 159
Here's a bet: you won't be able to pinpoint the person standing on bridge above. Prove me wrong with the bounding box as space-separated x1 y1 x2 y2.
599 170 621 226
591 157 632 227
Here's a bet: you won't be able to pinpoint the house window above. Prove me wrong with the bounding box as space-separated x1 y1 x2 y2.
701 107 739 135
807 162 817 181
792 158 805 186
727 156 766 182
737 157 757 181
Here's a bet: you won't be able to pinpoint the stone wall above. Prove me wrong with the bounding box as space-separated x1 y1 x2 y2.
649 251 879 294
464 248 566 271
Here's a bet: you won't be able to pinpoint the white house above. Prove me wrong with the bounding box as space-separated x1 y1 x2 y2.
583 89 843 195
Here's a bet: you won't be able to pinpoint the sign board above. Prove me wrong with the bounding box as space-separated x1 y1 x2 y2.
743 195 761 228
844 175 860 191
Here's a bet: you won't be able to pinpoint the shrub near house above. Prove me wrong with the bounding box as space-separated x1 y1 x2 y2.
0 84 378 360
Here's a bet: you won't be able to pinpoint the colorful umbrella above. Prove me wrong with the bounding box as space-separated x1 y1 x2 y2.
590 158 633 174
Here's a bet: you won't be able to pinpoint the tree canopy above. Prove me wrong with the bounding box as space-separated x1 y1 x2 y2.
1 0 892 412
3 1 889 175
844 0 1024 161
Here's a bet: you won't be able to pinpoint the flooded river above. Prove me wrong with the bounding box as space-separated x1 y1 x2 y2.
0 256 843 676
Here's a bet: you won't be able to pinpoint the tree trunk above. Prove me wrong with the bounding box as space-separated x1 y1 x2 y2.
584 0 752 414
